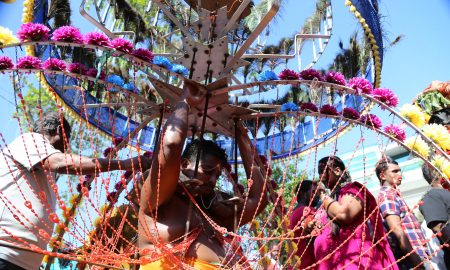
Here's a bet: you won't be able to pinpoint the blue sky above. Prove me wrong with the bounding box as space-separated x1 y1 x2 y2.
0 0 449 149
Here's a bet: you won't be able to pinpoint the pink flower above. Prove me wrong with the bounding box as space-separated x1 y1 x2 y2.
342 107 360 120
43 58 66 71
320 104 339 116
86 68 106 80
324 71 346 86
17 23 50 42
16 56 42 69
0 56 14 70
347 77 373 94
360 114 382 129
299 69 323 81
111 38 133 54
51 26 83 43
384 124 406 142
278 69 300 80
299 102 318 112
68 63 87 74
132 48 154 62
113 137 124 146
84 32 111 47
371 88 398 108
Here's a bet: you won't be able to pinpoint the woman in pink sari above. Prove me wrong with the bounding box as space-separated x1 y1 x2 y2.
313 156 398 270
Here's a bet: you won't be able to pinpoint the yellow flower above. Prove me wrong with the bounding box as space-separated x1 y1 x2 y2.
400 104 426 128
431 155 450 179
0 26 18 45
405 136 430 158
422 124 450 151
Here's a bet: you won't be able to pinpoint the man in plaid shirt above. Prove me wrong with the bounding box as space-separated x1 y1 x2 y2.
376 157 432 270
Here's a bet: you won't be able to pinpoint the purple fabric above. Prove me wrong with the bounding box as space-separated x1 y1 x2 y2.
314 182 398 270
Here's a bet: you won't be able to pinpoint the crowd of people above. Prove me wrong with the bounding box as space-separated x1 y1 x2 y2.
0 81 448 269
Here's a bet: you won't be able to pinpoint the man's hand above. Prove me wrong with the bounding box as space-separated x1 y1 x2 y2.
183 80 207 107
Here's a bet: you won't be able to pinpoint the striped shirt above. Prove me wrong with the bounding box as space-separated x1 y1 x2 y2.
378 186 432 259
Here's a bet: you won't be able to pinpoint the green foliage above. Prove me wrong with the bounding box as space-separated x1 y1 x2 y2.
13 81 57 130
328 32 372 78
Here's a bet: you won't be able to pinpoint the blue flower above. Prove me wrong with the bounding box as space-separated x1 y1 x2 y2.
106 75 124 93
257 70 279 81
170 64 189 76
123 82 139 94
281 102 298 112
153 56 173 70
281 102 298 117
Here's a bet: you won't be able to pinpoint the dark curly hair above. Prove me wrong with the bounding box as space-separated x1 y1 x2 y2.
32 111 71 137
182 139 228 166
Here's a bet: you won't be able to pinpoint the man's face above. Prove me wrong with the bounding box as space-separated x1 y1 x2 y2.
181 154 222 196
381 163 402 187
52 126 70 153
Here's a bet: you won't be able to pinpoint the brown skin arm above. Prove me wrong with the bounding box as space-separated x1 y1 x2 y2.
38 153 150 175
385 214 425 268
322 194 363 225
234 122 268 226
140 81 205 214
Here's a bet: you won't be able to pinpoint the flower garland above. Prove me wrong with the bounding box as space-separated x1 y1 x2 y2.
383 124 406 142
52 26 83 43
278 69 299 80
299 68 323 81
371 88 398 108
0 26 18 45
324 71 346 86
258 70 279 81
342 107 360 120
17 22 50 42
405 136 430 158
320 104 339 116
399 104 427 128
431 155 450 179
359 114 382 129
422 124 450 151
0 56 14 70
347 77 373 94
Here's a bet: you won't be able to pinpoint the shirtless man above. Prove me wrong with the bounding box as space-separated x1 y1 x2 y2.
138 81 268 269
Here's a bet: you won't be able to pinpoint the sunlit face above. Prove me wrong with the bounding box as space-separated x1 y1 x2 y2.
181 154 222 196
381 163 402 187
318 162 340 189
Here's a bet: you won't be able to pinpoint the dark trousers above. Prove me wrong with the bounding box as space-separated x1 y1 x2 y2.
0 258 26 270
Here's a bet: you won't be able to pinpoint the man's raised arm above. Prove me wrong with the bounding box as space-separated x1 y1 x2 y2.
235 121 268 226
140 81 205 213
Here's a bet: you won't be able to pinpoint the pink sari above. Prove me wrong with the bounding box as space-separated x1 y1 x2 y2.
314 182 398 270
